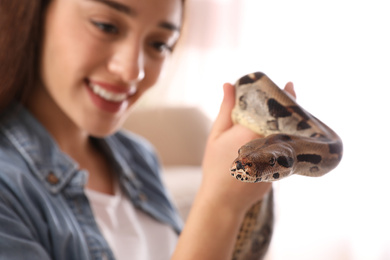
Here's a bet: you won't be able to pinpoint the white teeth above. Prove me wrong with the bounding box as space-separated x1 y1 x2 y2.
89 83 127 102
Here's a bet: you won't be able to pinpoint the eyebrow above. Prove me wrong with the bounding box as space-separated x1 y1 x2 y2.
88 0 181 32
88 0 135 16
159 21 181 32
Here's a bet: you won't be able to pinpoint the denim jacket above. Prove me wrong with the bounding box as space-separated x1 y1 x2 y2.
0 104 183 260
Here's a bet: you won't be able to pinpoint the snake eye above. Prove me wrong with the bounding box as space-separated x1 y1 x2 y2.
239 95 247 110
269 157 276 166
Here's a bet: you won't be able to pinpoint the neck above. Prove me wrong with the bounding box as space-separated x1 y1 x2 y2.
25 84 92 159
25 84 115 194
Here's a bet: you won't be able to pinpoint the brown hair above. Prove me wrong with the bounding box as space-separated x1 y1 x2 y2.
0 0 50 111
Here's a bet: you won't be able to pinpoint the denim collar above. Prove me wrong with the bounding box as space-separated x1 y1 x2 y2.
0 104 141 194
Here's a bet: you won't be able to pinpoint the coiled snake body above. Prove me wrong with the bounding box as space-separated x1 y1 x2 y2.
230 72 343 260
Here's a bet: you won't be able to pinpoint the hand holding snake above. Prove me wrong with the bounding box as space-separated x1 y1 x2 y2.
174 81 275 260
229 72 343 260
175 72 342 260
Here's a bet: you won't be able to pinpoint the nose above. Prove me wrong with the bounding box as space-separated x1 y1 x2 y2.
107 42 145 84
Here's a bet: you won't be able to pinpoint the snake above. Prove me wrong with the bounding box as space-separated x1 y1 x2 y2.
229 72 343 260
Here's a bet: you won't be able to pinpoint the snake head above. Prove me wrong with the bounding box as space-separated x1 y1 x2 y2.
231 153 280 183
230 137 295 182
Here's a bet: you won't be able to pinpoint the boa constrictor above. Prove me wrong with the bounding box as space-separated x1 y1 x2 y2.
229 72 343 260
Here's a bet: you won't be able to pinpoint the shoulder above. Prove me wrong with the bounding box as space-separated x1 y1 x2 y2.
0 160 44 230
0 156 43 206
0 141 32 188
0 130 40 191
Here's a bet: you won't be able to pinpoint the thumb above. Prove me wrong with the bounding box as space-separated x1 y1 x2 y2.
284 81 296 99
209 83 236 140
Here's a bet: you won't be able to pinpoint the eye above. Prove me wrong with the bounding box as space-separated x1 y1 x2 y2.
149 41 173 53
239 95 247 110
91 20 119 34
269 157 276 166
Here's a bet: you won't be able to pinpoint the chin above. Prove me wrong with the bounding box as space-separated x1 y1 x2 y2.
82 120 122 138
76 101 131 138
89 129 118 138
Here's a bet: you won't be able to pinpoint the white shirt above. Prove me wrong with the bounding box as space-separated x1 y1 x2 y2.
85 185 178 260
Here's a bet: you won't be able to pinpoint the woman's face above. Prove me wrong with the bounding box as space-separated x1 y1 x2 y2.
35 0 182 136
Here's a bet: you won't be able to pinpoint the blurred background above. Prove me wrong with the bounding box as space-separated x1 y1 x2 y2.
130 0 390 259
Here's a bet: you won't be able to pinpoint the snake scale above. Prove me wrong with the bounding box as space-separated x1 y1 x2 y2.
229 72 343 260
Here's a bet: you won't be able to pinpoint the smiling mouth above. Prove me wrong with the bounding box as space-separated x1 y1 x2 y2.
87 81 128 103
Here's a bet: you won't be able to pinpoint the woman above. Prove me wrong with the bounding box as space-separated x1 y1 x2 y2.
0 0 294 259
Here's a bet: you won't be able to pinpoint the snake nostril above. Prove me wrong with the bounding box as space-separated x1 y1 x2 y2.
236 161 244 170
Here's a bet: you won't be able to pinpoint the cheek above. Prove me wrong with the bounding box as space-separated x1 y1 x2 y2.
140 58 166 91
41 10 107 90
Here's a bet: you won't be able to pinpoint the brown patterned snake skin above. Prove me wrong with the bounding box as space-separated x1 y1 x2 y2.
230 72 343 260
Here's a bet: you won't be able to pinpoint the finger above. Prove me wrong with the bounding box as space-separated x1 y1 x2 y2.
209 83 236 139
284 81 296 99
